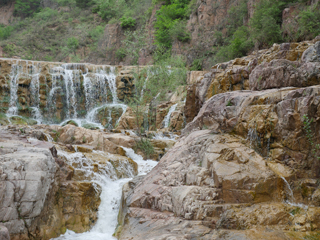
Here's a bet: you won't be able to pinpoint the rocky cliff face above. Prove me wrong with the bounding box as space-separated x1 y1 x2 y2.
116 38 320 239
185 37 320 123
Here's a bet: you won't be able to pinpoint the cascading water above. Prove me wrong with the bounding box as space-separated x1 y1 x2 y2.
6 60 44 123
7 61 22 116
59 65 127 129
281 177 308 209
52 148 157 240
2 59 130 127
162 103 178 128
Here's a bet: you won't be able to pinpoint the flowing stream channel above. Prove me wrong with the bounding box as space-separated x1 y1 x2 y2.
52 148 158 240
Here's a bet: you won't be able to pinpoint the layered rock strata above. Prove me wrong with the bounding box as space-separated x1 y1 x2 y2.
185 38 320 123
117 38 320 239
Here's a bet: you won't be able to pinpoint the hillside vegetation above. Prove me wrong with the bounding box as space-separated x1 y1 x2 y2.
0 0 319 69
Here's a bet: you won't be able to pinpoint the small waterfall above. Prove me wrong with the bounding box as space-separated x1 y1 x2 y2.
62 67 79 118
281 177 308 209
7 61 22 116
52 148 157 240
31 107 43 124
162 103 178 128
29 62 44 123
104 66 118 104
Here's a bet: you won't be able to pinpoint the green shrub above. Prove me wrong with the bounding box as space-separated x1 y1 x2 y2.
35 8 58 21
76 0 94 8
169 20 190 42
67 37 79 53
96 0 127 21
249 0 290 47
296 4 320 40
214 26 253 63
116 48 127 60
55 0 76 7
89 25 104 40
190 58 203 71
14 0 41 18
134 138 154 158
138 52 187 101
154 0 190 48
120 17 136 29
0 25 14 40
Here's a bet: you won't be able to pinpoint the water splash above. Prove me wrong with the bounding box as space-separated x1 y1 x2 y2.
153 132 178 141
281 177 308 209
162 103 178 128
52 148 157 240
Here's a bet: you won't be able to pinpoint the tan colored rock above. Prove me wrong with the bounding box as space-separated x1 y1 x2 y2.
249 59 320 90
187 71 209 85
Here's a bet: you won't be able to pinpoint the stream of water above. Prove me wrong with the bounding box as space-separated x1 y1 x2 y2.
52 148 157 240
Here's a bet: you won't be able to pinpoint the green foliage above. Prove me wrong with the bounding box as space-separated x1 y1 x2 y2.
214 26 253 63
95 0 127 21
3 43 16 56
226 100 233 106
296 3 320 40
134 138 154 158
154 0 190 48
122 28 147 64
249 0 284 47
190 58 203 71
76 0 94 8
226 0 248 37
35 8 58 21
120 17 136 29
211 0 307 63
89 25 104 40
14 0 41 17
138 51 187 101
169 20 190 42
67 37 79 54
116 48 127 60
55 0 76 7
303 114 320 160
0 25 13 40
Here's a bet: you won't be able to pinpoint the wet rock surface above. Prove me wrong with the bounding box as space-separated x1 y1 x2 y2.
0 125 166 239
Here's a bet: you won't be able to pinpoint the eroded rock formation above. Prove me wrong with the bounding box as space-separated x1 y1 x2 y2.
116 38 320 239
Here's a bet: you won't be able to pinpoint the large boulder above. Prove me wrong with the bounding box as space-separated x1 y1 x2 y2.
249 59 320 90
302 41 320 63
0 140 56 239
117 131 289 239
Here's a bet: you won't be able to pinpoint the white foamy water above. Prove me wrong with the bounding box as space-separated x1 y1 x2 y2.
153 132 178 141
162 103 178 128
52 148 157 240
281 177 308 210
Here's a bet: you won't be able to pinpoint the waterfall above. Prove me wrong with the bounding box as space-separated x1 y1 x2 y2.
281 177 308 209
29 62 44 123
52 149 157 240
7 61 22 116
62 67 80 119
2 59 130 128
162 103 178 128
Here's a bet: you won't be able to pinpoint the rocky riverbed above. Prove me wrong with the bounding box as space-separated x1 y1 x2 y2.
1 37 320 240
